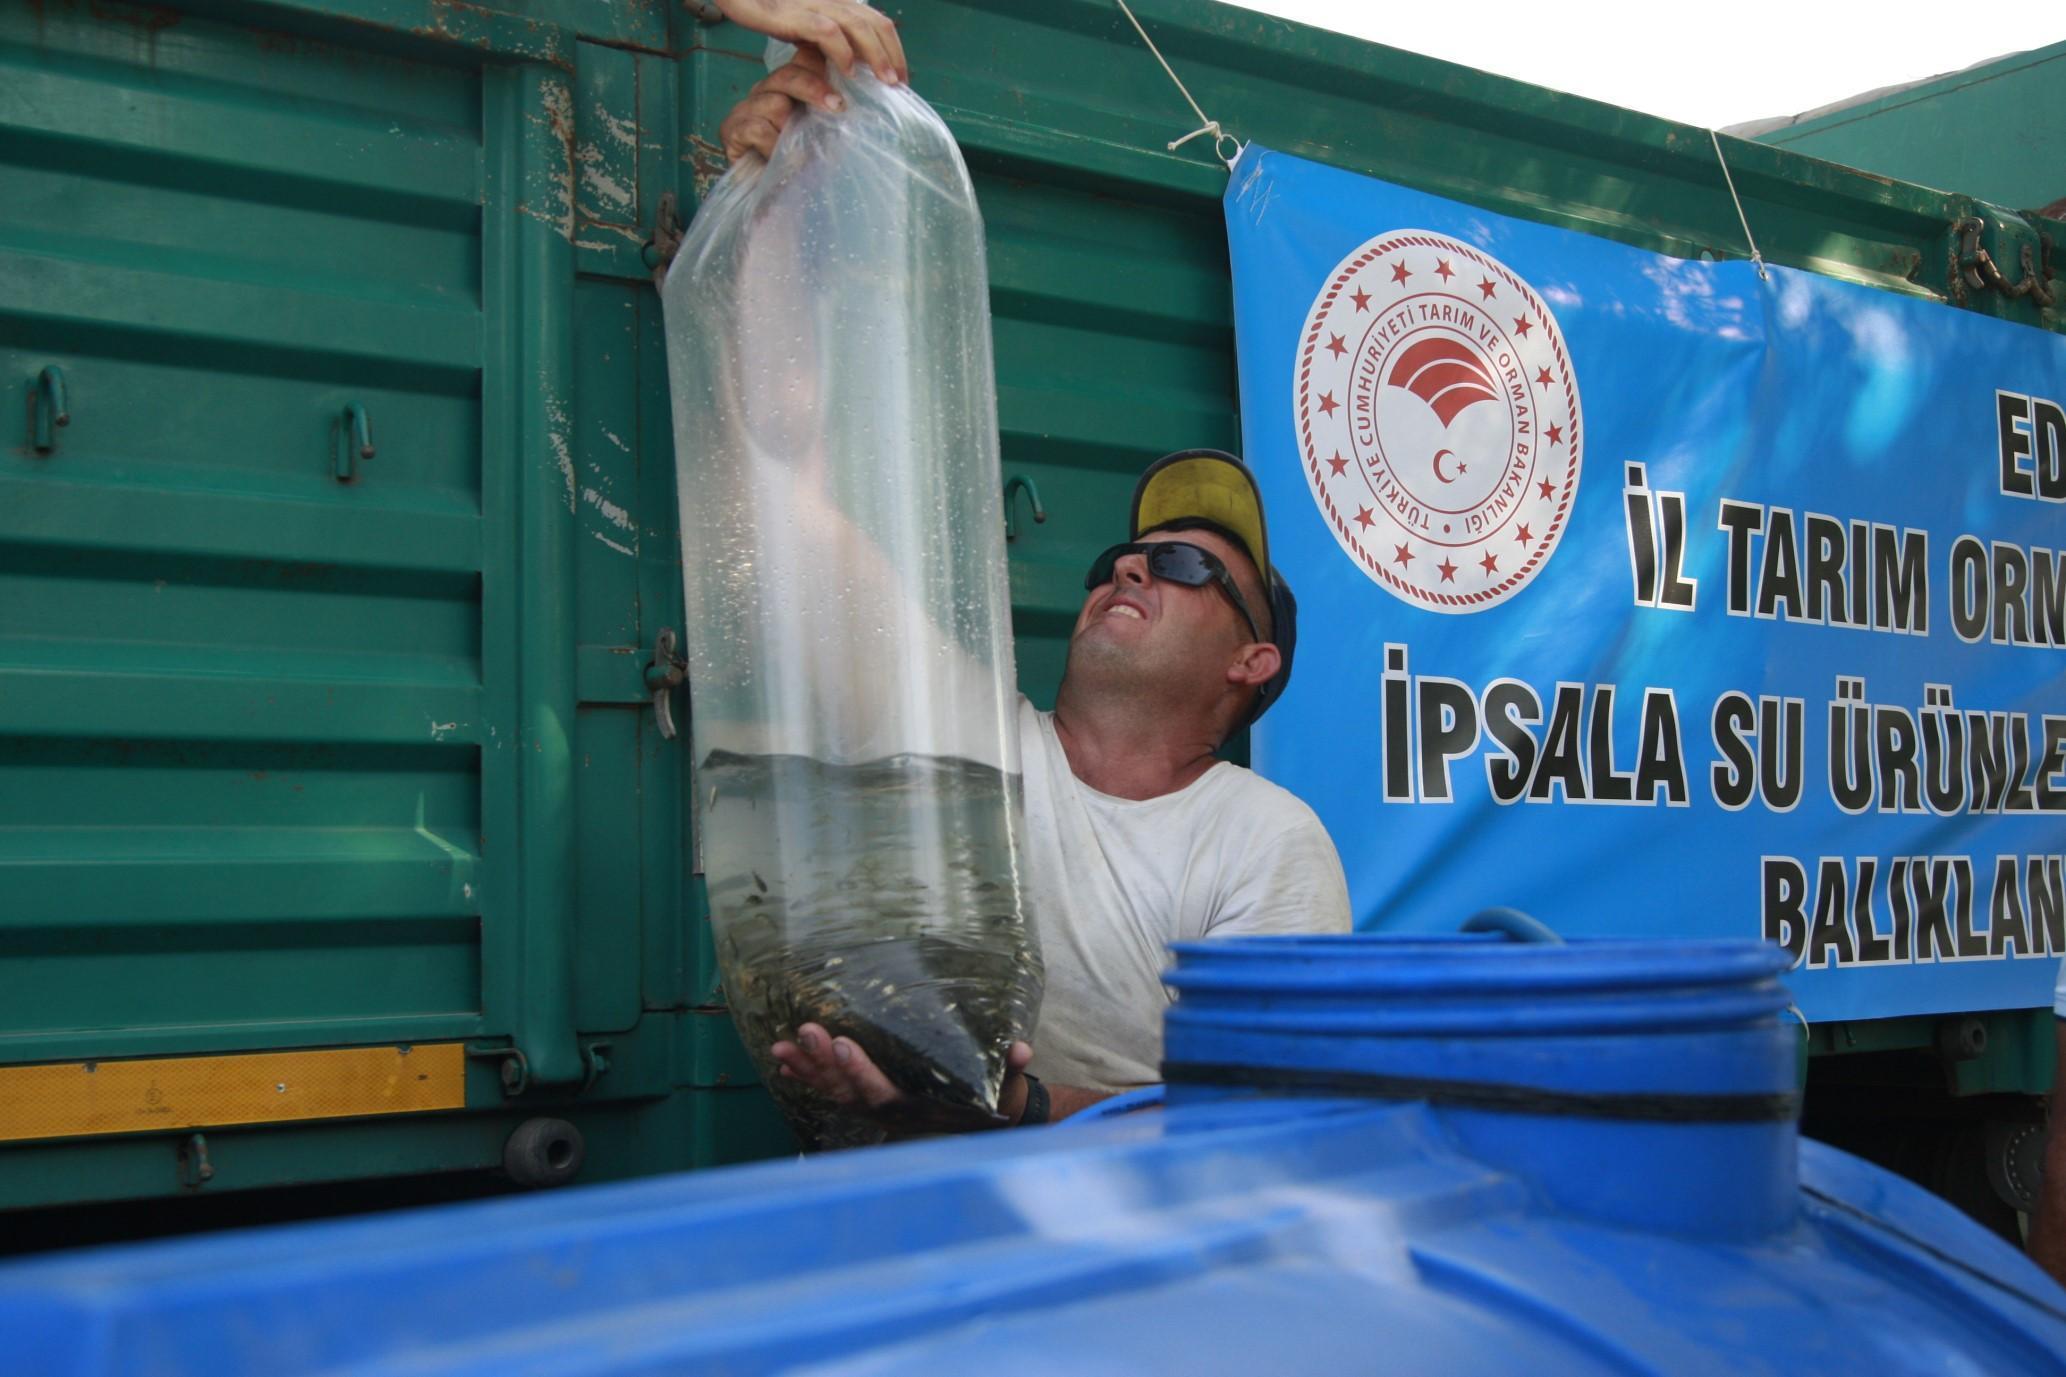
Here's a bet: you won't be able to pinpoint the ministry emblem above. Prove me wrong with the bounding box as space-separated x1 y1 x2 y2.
1293 230 1581 612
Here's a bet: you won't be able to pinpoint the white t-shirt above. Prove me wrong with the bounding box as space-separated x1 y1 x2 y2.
1015 698 1353 1091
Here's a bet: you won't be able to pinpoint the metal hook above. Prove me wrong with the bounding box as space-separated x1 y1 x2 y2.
643 191 686 279
335 403 375 482
1003 474 1048 541
579 1040 613 1094
1168 121 1241 170
30 365 68 454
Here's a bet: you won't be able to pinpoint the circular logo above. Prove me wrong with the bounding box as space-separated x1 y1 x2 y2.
1293 230 1581 613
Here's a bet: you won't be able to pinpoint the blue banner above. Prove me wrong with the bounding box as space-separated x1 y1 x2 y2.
1230 146 2066 1020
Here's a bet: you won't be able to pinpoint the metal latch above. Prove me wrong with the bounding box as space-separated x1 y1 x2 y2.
644 191 685 280
645 627 687 741
1949 216 2055 309
468 1043 531 1097
178 1132 214 1189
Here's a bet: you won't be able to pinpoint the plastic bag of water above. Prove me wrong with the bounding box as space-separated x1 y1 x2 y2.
660 33 1041 1148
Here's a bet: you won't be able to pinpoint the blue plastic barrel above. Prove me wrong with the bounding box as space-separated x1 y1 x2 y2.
1162 934 1802 1239
4 936 2063 1376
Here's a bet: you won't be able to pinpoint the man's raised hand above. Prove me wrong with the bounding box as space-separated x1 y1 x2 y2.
710 0 907 83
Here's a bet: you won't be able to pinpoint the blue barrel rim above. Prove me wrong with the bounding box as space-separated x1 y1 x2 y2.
1163 987 1792 1036
1165 937 1792 997
1161 935 1800 1121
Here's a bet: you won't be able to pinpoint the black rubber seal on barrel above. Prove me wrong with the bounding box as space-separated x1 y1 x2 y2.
1161 1062 1800 1123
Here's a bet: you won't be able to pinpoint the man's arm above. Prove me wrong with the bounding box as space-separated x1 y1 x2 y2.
2029 1018 2066 1286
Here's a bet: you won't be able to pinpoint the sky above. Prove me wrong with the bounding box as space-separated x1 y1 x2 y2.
1218 0 2025 131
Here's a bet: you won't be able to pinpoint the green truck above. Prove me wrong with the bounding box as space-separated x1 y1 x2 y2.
1 0 2058 1235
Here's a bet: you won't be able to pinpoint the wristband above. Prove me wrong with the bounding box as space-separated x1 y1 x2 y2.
1017 1072 1050 1127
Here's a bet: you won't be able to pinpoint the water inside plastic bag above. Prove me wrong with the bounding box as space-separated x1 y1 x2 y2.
702 751 1040 1146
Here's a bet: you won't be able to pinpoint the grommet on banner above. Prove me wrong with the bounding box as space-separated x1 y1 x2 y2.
1710 129 1770 283
1113 0 1241 170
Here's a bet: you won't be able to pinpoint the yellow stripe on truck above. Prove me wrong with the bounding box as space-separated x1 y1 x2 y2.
0 1044 467 1143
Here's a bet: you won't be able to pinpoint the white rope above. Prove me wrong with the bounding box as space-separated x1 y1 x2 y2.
1112 0 1240 169
1710 128 1770 282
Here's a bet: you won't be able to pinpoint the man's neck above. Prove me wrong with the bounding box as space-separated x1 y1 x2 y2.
1049 693 1222 801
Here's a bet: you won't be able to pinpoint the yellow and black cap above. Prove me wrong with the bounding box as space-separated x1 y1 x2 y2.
1130 448 1297 729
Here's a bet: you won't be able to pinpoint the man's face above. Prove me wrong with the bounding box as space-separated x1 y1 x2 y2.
1064 527 1267 709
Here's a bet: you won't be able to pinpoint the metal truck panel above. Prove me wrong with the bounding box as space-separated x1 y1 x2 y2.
0 3 494 1071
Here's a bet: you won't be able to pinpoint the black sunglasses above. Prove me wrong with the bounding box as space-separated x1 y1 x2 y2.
1084 541 1264 644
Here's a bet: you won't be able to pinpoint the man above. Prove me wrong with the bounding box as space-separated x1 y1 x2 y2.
2031 962 2066 1287
771 452 1351 1126
704 0 1351 1128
